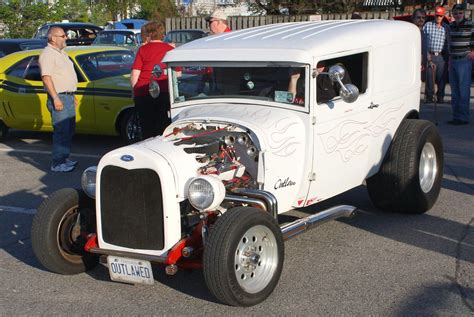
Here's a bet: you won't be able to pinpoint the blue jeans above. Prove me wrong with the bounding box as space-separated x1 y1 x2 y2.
46 94 76 167
425 54 447 101
449 57 472 122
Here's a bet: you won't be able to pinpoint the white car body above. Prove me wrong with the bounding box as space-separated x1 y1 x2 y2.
95 20 421 256
33 19 444 307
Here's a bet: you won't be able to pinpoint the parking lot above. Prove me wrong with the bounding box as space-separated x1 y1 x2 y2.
0 89 473 314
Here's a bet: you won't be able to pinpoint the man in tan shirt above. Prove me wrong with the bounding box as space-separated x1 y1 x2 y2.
39 26 78 172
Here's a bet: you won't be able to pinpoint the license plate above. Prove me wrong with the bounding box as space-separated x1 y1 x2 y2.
107 256 154 285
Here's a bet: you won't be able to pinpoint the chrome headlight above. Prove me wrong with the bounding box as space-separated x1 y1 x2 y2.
187 176 225 211
81 166 97 199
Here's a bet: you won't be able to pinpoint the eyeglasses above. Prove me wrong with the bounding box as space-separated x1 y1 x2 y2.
436 15 444 17
415 16 426 20
54 34 67 38
453 11 464 15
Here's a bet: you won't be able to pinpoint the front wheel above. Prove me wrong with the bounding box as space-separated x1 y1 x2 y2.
203 207 284 306
367 119 443 214
31 188 99 274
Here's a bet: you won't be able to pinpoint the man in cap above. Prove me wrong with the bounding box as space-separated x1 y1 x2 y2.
423 6 449 104
447 4 474 125
206 9 231 35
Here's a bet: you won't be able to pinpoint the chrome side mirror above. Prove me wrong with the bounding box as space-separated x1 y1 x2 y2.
327 65 359 103
151 64 163 78
339 84 359 103
149 81 160 98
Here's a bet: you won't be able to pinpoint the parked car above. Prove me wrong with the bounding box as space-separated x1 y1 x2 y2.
0 46 140 143
31 20 443 307
33 22 103 46
0 39 47 58
163 29 207 47
92 29 142 51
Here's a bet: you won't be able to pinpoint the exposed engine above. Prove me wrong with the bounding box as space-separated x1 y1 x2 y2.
165 122 260 191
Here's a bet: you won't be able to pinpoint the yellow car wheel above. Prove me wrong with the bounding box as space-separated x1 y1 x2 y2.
0 121 9 141
119 109 142 144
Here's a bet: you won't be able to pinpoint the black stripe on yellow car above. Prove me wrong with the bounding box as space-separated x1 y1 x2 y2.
0 80 132 98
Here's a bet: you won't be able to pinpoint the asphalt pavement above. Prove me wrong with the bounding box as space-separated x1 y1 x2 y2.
0 86 473 315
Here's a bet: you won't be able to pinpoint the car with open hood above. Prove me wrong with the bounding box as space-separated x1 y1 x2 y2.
31 20 444 307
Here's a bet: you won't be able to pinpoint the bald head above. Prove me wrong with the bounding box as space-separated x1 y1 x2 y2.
47 26 68 49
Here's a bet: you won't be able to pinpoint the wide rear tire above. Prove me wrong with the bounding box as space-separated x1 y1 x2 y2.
203 207 284 306
367 119 443 214
31 188 98 274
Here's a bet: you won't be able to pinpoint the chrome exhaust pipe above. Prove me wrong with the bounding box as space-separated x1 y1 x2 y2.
281 205 357 240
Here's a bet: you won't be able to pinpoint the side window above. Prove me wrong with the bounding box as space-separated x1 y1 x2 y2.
35 26 49 39
76 51 134 81
317 52 368 104
6 57 34 79
24 56 42 81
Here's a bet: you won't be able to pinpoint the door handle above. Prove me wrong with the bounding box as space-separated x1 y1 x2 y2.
368 102 379 109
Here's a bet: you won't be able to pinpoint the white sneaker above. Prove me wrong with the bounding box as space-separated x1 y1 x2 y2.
65 158 78 167
51 163 75 172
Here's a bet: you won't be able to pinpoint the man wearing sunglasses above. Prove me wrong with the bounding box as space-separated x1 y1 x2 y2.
411 9 428 78
423 6 449 104
205 9 231 35
39 27 78 172
447 4 473 125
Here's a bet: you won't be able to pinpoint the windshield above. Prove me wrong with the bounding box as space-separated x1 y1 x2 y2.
171 64 307 106
76 50 134 81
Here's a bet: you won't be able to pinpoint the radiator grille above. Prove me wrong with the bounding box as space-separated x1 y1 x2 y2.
100 165 164 250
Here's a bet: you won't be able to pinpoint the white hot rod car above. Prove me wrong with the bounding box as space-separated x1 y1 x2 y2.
32 20 443 307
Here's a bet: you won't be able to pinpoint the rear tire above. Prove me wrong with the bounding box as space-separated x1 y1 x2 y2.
31 188 98 274
119 109 141 144
203 207 284 306
367 119 443 214
0 120 9 141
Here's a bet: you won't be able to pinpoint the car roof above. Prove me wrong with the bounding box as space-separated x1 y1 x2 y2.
0 38 47 44
99 29 141 34
4 45 130 59
164 20 418 64
40 22 102 29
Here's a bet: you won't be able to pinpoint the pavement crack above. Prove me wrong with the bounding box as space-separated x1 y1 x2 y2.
454 217 474 312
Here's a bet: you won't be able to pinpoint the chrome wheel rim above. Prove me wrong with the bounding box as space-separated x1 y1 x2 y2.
127 113 142 142
234 225 278 294
419 142 437 193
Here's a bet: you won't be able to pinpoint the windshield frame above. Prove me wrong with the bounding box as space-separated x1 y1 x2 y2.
168 61 310 113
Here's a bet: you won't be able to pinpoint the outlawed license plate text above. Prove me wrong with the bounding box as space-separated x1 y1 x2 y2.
107 256 154 285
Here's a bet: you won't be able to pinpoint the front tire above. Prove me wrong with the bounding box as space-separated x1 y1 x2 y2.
367 119 443 214
31 188 99 274
203 207 284 306
119 109 142 144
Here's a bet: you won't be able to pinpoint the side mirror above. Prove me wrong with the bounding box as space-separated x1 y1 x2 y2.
149 81 160 98
339 84 359 103
151 64 163 78
327 65 359 103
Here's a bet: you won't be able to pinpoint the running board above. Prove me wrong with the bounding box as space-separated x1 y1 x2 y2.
281 205 357 241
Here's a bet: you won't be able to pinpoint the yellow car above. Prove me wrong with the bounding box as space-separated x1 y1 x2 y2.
0 46 140 143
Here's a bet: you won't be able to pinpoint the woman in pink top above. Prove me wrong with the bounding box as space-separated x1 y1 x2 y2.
130 21 175 139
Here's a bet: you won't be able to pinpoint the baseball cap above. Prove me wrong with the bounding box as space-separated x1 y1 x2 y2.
435 6 446 16
452 4 464 11
205 9 227 22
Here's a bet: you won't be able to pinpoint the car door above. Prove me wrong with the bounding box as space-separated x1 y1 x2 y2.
307 51 373 203
76 50 134 135
2 55 50 130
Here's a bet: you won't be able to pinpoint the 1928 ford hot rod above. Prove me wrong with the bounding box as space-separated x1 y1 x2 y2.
31 20 443 307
